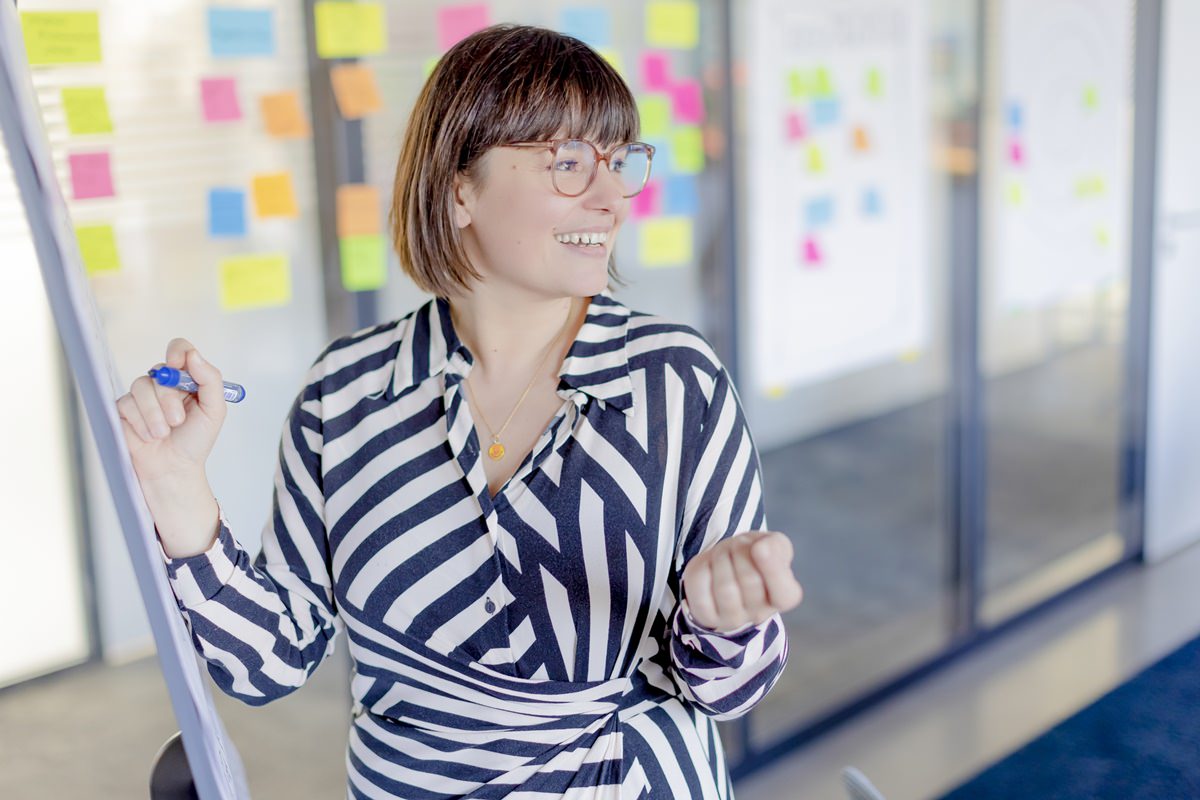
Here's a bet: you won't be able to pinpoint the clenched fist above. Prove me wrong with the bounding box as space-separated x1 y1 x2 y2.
682 531 803 633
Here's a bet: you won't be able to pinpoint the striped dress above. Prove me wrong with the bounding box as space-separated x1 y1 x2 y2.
162 292 788 799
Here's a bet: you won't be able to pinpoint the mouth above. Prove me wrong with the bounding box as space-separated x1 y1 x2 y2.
554 230 610 257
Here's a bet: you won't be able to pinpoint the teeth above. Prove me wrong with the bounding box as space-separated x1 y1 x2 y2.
555 231 608 246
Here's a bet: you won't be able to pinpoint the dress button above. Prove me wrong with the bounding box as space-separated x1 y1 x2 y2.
484 598 496 614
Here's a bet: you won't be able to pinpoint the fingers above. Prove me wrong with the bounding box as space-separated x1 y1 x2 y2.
184 348 226 416
128 375 172 440
165 338 195 369
753 532 804 611
710 547 744 628
683 554 717 630
730 541 772 622
117 392 153 442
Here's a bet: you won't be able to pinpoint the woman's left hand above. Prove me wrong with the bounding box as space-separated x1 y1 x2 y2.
682 531 803 633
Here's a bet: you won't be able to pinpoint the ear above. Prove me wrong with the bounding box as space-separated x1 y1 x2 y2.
452 171 476 229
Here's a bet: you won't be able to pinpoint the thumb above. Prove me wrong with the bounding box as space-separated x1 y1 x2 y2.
185 349 226 415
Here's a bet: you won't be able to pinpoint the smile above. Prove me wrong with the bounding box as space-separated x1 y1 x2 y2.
554 231 609 246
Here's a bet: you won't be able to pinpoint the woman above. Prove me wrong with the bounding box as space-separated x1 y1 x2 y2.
119 24 802 799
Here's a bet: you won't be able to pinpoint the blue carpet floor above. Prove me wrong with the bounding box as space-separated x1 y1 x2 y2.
941 635 1200 799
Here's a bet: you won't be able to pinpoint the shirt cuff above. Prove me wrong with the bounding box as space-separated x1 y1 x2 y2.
159 507 241 608
678 598 758 638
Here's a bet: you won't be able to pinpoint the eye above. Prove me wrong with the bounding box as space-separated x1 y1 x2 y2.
611 156 627 173
554 158 583 172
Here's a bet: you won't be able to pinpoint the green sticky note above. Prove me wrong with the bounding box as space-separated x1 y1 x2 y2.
867 67 884 97
670 126 704 174
596 48 625 75
638 95 670 138
339 234 388 292
645 1 699 49
813 66 834 97
787 69 809 100
314 1 386 59
639 216 693 267
1083 84 1099 109
219 253 291 311
21 12 102 66
75 225 120 274
62 87 113 135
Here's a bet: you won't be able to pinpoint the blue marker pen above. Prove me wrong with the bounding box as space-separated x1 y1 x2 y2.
147 366 246 403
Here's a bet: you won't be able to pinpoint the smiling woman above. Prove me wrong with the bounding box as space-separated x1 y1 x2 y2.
118 23 801 800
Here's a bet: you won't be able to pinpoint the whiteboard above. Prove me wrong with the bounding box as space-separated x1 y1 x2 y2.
0 4 248 798
743 0 931 392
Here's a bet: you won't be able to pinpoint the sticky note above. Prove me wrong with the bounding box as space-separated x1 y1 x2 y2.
75 225 119 274
866 67 884 97
1083 85 1099 110
641 52 672 90
200 77 242 123
596 48 624 74
638 95 670 138
1095 225 1111 247
1006 180 1024 206
806 143 824 173
423 56 441 78
1009 139 1024 165
336 184 381 237
1074 175 1106 197
785 111 807 142
663 175 698 215
330 63 383 119
630 180 660 219
251 173 298 218
810 97 840 127
639 217 692 266
669 126 704 174
340 234 388 291
208 188 247 237
862 187 883 216
805 196 834 227
208 8 274 58
437 4 491 51
314 1 386 59
802 236 823 266
813 67 834 97
765 385 787 399
670 80 704 124
219 254 291 311
853 125 870 152
645 1 699 50
899 350 921 363
787 69 808 100
68 152 114 200
20 12 102 66
260 91 310 138
1007 102 1023 129
561 7 613 48
62 88 113 136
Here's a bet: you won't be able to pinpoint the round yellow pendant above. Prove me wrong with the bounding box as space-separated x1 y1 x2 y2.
487 442 506 461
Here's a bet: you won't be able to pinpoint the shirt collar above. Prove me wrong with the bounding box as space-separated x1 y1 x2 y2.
390 292 635 415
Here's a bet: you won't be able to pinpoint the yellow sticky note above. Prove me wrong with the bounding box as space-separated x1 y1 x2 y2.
259 91 310 138
866 67 884 97
62 87 113 135
314 1 386 59
645 1 699 50
1095 226 1111 247
340 234 388 291
596 48 625 75
423 56 441 78
787 69 808 100
670 126 705 174
336 184 380 237
75 224 120 274
1083 85 1099 109
330 63 383 119
813 66 834 97
806 143 824 173
1074 175 1106 198
899 349 922 363
251 172 298 218
639 216 693 267
21 12 102 66
765 385 787 399
219 254 291 311
638 95 670 138
1006 180 1024 206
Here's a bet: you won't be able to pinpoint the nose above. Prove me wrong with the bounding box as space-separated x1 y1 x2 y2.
583 158 625 211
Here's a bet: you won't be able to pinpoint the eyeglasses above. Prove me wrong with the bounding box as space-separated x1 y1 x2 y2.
501 139 656 198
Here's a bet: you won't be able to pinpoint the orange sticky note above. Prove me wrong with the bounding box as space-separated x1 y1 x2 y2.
853 126 870 152
251 172 298 218
260 91 310 138
329 63 383 119
336 184 381 237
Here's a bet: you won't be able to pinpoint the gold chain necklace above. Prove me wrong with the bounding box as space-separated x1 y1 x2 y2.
465 311 573 462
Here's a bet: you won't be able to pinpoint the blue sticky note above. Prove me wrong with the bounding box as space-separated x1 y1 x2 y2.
647 137 672 174
663 176 699 215
862 187 883 217
208 8 275 58
209 188 247 237
805 196 835 227
561 7 613 48
1007 101 1023 129
810 97 840 127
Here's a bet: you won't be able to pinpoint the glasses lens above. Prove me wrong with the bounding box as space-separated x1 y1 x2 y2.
611 143 652 197
552 140 597 197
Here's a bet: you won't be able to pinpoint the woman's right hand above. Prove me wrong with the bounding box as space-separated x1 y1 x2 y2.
117 338 227 557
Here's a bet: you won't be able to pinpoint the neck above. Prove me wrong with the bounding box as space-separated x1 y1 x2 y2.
447 287 586 381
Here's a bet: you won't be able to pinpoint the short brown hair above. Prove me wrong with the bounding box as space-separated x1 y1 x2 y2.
389 25 639 297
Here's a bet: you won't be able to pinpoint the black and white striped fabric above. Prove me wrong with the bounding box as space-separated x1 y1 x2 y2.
163 292 788 799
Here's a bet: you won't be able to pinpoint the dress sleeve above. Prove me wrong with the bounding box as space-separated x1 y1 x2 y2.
669 367 788 721
160 375 339 706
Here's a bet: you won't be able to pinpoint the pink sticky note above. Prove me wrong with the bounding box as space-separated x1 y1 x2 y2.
631 180 661 219
1009 139 1024 165
785 111 807 141
670 79 704 123
437 4 490 51
641 52 671 90
68 152 114 200
802 236 823 267
201 77 242 122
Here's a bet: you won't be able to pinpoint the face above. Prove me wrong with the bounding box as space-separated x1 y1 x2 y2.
452 135 630 301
